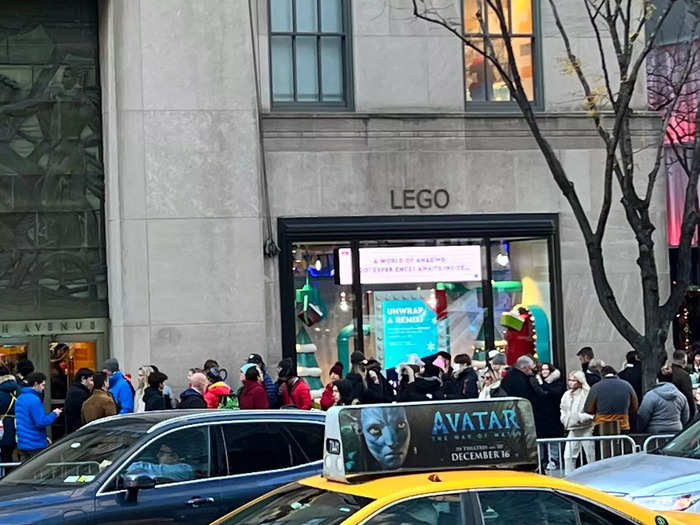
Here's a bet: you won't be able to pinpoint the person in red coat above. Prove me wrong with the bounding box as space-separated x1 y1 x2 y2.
278 358 312 410
320 362 344 411
238 366 269 410
203 367 231 408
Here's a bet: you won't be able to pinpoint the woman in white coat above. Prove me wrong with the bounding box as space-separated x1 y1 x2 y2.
560 370 595 475
132 365 154 413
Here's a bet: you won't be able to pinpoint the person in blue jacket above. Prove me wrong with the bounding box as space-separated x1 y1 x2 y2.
0 366 21 463
102 358 134 414
15 372 62 460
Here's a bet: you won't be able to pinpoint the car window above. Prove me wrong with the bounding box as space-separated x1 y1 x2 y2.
285 422 324 464
477 490 577 525
210 424 229 477
222 482 373 524
223 422 299 475
365 494 464 525
570 495 637 525
121 426 210 486
660 418 700 458
1 427 144 487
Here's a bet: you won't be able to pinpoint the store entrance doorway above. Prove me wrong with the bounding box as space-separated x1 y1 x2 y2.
0 332 107 440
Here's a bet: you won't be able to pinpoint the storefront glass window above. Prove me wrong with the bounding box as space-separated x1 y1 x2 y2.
292 242 355 392
282 224 558 385
491 238 552 364
0 343 28 375
279 216 560 396
0 1 107 321
360 239 487 370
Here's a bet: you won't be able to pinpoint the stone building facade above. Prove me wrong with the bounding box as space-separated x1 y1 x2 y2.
0 0 668 397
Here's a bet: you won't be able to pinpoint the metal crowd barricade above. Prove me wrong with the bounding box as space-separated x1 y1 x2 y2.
0 462 20 478
642 434 675 453
536 435 640 477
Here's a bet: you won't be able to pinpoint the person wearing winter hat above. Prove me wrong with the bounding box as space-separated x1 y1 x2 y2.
490 352 508 377
247 353 278 408
320 362 344 410
560 371 595 475
350 351 367 368
400 363 445 402
277 358 312 410
343 352 368 404
364 359 396 403
16 359 34 388
453 354 478 399
203 366 231 408
101 358 133 414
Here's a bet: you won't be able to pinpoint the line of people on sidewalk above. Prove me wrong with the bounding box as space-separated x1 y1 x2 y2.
1 345 697 467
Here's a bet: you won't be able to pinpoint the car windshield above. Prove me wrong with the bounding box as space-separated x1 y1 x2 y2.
1 426 145 487
660 419 700 459
220 482 373 525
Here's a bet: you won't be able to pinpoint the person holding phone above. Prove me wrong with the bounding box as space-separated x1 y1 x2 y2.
15 372 62 461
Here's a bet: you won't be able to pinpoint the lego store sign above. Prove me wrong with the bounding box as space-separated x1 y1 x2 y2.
390 188 450 209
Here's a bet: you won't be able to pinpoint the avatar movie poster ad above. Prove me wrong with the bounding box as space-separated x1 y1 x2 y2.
336 399 537 477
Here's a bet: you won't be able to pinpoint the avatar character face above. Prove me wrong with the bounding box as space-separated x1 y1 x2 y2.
361 406 410 469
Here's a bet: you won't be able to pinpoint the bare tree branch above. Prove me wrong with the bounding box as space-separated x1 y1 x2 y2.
411 0 700 390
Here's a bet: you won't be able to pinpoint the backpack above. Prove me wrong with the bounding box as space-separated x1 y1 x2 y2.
0 394 16 441
218 388 240 410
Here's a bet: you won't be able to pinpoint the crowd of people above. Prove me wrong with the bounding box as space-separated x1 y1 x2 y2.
0 346 697 467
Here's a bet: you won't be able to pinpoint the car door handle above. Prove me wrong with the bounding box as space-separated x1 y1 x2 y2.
185 496 215 508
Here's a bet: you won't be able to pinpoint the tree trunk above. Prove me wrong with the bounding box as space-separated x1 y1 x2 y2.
640 345 667 395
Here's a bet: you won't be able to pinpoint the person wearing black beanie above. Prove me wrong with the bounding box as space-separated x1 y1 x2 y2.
16 359 34 387
399 363 445 402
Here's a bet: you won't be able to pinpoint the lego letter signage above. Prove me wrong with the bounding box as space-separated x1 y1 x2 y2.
390 189 450 209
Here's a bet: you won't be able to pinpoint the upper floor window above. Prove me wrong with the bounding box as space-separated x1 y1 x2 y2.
463 0 538 105
269 0 352 109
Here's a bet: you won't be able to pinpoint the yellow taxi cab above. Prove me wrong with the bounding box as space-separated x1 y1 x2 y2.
212 399 697 525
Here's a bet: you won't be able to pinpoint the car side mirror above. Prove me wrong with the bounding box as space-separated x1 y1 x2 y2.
121 470 156 502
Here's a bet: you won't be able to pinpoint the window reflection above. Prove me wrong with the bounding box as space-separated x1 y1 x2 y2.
0 2 106 321
287 235 555 395
361 240 486 370
463 0 535 103
293 243 355 391
269 0 348 105
0 344 28 376
492 238 552 365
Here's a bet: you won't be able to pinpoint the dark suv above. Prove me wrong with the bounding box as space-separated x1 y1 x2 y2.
0 410 325 524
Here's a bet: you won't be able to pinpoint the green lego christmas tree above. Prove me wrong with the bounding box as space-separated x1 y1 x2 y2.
295 276 325 398
296 326 324 396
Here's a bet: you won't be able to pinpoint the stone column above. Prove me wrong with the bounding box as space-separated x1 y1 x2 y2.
100 0 265 392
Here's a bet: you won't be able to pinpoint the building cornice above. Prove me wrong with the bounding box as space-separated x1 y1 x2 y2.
262 111 661 150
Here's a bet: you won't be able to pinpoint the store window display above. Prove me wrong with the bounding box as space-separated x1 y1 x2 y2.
491 238 552 364
292 243 354 394
286 234 555 396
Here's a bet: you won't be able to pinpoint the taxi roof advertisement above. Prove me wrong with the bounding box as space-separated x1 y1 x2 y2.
323 398 538 482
